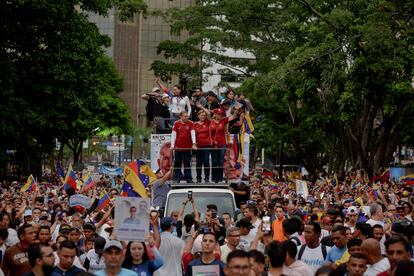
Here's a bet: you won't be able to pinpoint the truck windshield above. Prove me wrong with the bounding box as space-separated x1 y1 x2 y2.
165 192 235 219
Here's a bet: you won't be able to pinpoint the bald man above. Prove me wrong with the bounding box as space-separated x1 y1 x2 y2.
361 238 390 275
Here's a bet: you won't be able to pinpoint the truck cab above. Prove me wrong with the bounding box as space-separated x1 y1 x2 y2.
164 183 237 219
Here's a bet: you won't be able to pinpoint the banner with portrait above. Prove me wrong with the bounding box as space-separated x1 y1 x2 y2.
114 197 150 241
150 134 171 176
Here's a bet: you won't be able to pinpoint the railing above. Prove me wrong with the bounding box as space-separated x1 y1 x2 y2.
169 147 231 183
151 117 172 134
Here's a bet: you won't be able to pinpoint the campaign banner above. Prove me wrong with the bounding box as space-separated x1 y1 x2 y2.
226 133 250 181
296 180 309 198
192 265 220 276
69 194 92 208
98 165 123 176
150 134 171 175
114 197 150 242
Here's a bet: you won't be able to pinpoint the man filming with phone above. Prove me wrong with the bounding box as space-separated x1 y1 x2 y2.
204 205 226 246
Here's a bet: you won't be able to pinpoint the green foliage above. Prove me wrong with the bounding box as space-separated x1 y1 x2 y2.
0 0 144 174
158 0 414 174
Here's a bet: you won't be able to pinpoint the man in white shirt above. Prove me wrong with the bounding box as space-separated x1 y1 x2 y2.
220 227 241 263
361 238 390 275
235 218 255 251
242 205 261 238
154 217 185 276
296 222 330 274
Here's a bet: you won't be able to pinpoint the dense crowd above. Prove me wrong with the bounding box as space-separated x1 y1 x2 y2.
0 168 412 276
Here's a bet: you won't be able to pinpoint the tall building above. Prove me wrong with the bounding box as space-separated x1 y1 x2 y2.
88 1 193 126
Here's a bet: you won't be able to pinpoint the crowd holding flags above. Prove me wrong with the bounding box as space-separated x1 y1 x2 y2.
21 174 37 193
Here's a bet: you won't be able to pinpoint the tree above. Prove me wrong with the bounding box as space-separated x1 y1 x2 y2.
0 0 145 176
155 0 414 175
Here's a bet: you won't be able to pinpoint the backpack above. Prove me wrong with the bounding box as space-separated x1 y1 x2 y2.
289 236 302 246
297 244 327 261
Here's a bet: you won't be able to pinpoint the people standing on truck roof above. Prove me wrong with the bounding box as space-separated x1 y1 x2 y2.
170 111 197 183
193 107 212 183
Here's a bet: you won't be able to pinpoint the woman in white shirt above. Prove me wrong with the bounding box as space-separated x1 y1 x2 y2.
171 84 191 120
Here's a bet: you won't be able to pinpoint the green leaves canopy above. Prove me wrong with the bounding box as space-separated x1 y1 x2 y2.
156 0 414 174
0 0 146 174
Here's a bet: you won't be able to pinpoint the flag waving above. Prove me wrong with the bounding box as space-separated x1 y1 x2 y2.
97 191 110 210
83 174 95 191
123 160 157 198
21 175 37 193
63 164 78 193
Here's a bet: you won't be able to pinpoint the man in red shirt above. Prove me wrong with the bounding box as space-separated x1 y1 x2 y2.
171 111 196 183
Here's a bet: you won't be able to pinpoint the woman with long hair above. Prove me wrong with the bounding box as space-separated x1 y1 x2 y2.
170 84 191 122
122 238 164 275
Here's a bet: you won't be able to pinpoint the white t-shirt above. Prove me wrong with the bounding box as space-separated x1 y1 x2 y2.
5 228 18 247
320 229 330 240
296 244 331 274
239 231 255 252
364 257 390 276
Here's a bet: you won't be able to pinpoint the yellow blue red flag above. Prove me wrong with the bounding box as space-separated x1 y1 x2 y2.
21 174 37 193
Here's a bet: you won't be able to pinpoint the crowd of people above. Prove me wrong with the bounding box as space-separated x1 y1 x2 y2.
0 168 412 276
144 81 254 183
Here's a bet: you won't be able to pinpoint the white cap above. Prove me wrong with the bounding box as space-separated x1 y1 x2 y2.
347 206 358 214
24 209 32 217
152 87 161 93
104 240 123 251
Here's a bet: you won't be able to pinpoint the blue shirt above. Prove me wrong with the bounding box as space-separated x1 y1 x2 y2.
185 258 225 276
325 245 347 263
129 247 164 275
95 268 138 276
51 266 84 276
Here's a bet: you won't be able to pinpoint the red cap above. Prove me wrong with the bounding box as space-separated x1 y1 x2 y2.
212 108 225 115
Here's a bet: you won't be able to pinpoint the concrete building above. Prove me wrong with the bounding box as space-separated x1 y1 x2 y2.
87 0 193 126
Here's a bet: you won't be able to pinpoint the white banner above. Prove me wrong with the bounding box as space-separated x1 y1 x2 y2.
296 180 309 198
69 195 92 209
114 197 150 242
150 134 171 175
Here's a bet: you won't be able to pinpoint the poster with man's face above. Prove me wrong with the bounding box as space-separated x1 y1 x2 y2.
114 197 150 241
150 134 171 176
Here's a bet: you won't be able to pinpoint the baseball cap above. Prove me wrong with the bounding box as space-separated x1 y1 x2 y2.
161 217 175 228
211 108 225 115
104 240 123 252
347 206 358 214
152 87 160 93
24 209 32 217
235 218 254 229
161 93 169 98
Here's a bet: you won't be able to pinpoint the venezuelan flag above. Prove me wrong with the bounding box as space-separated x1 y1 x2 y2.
399 174 414 185
97 192 110 210
65 170 78 190
84 176 94 191
21 175 37 193
121 181 140 197
123 160 156 198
